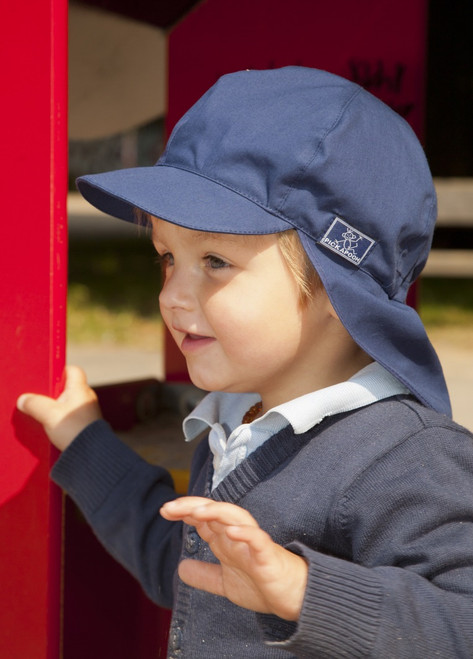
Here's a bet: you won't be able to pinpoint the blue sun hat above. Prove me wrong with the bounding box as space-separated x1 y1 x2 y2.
77 66 451 416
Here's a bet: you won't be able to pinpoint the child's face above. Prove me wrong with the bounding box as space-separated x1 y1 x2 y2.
152 218 336 409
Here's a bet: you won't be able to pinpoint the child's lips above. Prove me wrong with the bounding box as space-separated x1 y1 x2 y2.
180 332 216 353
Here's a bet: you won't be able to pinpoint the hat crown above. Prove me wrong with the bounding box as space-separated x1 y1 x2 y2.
160 67 436 299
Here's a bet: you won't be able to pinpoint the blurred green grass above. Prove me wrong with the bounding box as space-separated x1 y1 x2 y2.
68 237 473 345
68 237 163 347
418 278 473 328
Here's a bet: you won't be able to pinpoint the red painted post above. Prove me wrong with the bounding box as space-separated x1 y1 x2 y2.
0 0 68 657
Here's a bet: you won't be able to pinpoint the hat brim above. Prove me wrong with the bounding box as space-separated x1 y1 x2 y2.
77 165 451 417
77 165 291 234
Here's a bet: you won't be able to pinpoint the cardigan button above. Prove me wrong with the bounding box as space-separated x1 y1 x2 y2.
185 530 200 555
169 625 183 652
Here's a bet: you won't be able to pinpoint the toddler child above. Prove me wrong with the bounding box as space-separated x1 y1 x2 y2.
18 67 473 657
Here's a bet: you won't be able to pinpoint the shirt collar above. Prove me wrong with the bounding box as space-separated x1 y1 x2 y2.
183 362 409 441
183 391 260 441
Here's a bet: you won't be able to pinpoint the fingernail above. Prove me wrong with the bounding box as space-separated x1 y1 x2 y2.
16 394 27 410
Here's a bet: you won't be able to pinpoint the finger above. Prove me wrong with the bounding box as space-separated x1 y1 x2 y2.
178 559 224 597
201 523 271 563
64 364 88 388
160 496 212 520
222 525 292 574
161 498 257 528
225 524 272 556
60 365 96 403
192 501 258 527
17 393 57 424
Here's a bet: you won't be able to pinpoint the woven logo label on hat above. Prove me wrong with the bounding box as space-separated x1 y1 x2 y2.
319 218 375 266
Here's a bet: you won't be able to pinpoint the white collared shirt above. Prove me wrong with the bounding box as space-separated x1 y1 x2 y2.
183 362 409 490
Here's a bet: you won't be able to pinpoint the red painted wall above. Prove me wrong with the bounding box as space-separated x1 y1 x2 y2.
169 0 427 135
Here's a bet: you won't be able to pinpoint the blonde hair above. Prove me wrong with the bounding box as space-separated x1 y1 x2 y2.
134 209 320 305
277 230 321 305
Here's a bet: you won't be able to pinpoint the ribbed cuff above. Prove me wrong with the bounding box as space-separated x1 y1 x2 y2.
261 543 381 657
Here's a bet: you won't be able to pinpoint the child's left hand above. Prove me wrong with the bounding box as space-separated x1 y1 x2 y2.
16 365 101 451
160 497 308 621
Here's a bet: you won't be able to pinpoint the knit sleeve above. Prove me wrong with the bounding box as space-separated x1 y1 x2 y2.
51 419 182 608
259 422 473 657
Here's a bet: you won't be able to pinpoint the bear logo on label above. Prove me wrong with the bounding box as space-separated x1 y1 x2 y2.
319 218 375 266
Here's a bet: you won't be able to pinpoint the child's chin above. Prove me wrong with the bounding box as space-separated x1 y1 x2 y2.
186 370 214 392
187 370 231 394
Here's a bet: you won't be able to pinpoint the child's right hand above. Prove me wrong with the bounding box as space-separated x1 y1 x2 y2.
16 365 102 451
161 497 308 621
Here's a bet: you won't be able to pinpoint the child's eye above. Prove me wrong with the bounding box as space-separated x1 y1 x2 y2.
204 255 230 269
155 252 174 269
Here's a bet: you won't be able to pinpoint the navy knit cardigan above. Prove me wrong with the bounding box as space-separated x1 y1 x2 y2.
52 396 473 658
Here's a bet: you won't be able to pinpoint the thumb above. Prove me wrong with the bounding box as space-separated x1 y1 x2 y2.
178 559 225 598
17 392 59 427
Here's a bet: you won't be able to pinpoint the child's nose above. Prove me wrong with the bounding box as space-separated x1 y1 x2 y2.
159 267 195 312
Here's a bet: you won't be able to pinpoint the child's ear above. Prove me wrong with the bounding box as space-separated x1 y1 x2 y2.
326 298 340 321
314 286 340 321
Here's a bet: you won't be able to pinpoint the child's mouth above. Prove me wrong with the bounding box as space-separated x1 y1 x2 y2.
181 333 216 353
